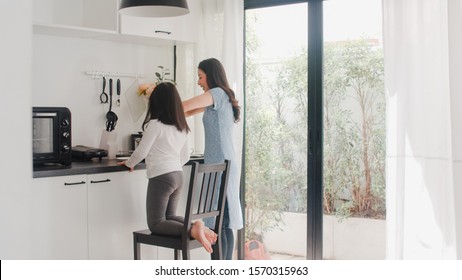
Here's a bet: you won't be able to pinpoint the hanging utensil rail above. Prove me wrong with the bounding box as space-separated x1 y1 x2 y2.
85 71 145 79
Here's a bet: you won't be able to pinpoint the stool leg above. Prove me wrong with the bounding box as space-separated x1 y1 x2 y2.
134 237 140 260
174 249 179 260
182 247 190 260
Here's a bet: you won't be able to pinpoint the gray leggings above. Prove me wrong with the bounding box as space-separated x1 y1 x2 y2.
146 171 185 236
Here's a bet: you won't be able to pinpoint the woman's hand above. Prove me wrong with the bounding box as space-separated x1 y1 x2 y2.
117 160 134 172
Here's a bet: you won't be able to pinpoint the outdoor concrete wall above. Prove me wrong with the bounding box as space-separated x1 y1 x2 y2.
263 212 386 259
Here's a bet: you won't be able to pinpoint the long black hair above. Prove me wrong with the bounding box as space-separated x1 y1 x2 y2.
143 82 190 132
198 58 240 122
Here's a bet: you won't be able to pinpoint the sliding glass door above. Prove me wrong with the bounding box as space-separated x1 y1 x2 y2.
243 0 385 260
322 0 385 259
244 2 308 260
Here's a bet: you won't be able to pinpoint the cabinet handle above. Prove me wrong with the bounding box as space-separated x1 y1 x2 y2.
155 30 171 35
64 181 86 186
90 179 111 184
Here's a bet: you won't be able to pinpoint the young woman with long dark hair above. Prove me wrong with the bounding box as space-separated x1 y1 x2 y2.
183 58 243 260
118 82 217 253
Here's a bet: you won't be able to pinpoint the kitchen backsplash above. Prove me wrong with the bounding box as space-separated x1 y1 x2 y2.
32 34 196 154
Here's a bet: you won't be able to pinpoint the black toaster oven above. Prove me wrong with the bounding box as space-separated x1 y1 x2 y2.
32 107 72 166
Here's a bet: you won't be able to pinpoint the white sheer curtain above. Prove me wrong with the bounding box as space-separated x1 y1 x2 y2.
383 0 462 259
193 0 244 167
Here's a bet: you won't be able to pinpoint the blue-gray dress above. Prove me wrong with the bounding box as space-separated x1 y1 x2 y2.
203 87 243 230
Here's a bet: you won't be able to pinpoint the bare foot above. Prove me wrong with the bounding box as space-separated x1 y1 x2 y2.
204 227 217 244
190 221 213 253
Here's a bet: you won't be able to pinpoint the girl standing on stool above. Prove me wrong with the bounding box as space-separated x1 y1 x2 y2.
183 58 244 260
118 82 216 253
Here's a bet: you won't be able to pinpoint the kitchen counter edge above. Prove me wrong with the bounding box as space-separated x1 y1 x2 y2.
33 158 204 179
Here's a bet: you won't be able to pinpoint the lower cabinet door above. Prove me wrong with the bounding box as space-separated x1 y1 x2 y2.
30 175 88 259
87 170 157 259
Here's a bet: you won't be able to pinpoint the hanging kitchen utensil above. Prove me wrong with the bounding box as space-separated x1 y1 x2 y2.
100 76 108 104
105 78 118 132
116 78 121 106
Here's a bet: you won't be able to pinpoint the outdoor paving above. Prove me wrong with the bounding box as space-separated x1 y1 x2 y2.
269 252 305 260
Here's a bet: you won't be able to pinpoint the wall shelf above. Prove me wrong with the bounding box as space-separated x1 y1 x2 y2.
33 23 180 47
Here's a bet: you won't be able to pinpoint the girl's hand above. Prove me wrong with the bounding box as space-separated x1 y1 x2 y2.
138 83 155 97
117 161 134 172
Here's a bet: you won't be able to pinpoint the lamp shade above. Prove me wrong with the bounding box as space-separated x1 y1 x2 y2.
119 0 189 17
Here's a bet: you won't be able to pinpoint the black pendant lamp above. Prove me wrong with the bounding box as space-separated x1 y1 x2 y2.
119 0 189 17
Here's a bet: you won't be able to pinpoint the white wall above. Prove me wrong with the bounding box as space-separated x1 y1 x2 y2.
32 34 176 152
0 2 198 259
32 34 199 153
0 0 34 259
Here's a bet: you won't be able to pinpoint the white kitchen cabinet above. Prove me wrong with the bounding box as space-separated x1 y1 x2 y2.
87 170 157 259
30 170 156 260
120 0 200 43
32 0 200 46
29 166 206 260
33 0 118 32
30 174 88 259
